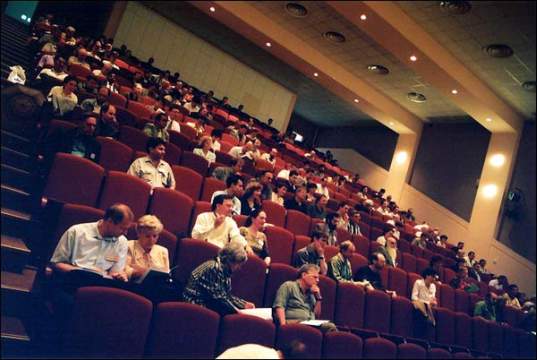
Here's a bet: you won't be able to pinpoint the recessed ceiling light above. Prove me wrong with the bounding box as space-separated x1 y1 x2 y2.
285 3 308 17
265 42 272 47
313 72 319 77
354 99 359 103
410 55 418 62
389 122 394 125
209 6 216 12
407 92 427 103
360 14 367 21
451 89 458 94
486 117 492 122
367 64 389 75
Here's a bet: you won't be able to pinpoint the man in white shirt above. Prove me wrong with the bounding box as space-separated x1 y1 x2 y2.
192 194 247 249
127 137 176 190
376 229 395 247
211 174 244 216
316 177 330 199
260 148 278 167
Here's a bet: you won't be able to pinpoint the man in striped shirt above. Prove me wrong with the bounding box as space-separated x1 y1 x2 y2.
182 242 255 315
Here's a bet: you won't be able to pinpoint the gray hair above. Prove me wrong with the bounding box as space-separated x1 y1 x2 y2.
297 264 320 279
219 242 248 265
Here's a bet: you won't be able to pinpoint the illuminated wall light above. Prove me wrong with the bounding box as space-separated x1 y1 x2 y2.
209 6 216 12
482 184 498 198
265 42 272 47
354 98 359 103
21 14 27 20
451 89 458 94
486 117 492 122
360 14 367 21
409 55 417 62
489 154 505 167
313 72 319 77
27 18 31 23
389 121 394 126
395 151 408 164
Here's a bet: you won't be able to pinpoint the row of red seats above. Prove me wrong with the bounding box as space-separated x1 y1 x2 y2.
65 286 534 358
48 202 528 334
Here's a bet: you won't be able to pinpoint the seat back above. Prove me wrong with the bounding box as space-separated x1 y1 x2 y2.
285 210 311 236
390 296 414 338
44 153 105 207
397 343 426 359
189 201 212 233
174 238 220 287
454 312 473 348
181 151 209 176
401 253 417 274
471 316 489 352
147 302 219 358
262 200 286 227
157 230 178 267
169 130 193 151
318 275 337 321
335 282 365 329
352 234 369 258
172 165 203 201
322 332 363 359
201 177 226 202
363 337 397 359
265 226 294 265
149 188 193 236
439 284 455 311
96 136 133 172
263 263 298 307
163 142 182 166
98 171 151 218
64 287 152 358
435 307 456 344
127 100 154 119
388 267 408 297
217 314 276 355
118 125 149 152
276 324 322 359
364 289 391 333
231 254 267 307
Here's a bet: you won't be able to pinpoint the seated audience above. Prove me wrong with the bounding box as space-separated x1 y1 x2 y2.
305 183 318 204
284 186 308 214
125 215 169 281
377 229 395 247
128 137 176 190
210 128 223 152
192 194 247 248
212 158 244 184
464 250 477 267
193 136 216 165
328 241 357 283
347 210 362 236
378 235 399 267
211 174 244 216
449 266 479 293
260 148 278 167
293 230 328 276
273 264 336 332
182 242 255 315
80 86 109 114
143 112 169 143
36 56 68 81
489 275 508 291
307 195 328 220
47 75 78 117
315 177 330 200
335 202 351 230
49 203 133 281
354 252 396 297
239 209 271 265
271 182 288 206
503 284 522 309
67 47 91 70
258 170 274 201
240 182 262 217
323 213 340 246
474 293 501 321
95 103 119 139
412 268 438 328
411 232 429 250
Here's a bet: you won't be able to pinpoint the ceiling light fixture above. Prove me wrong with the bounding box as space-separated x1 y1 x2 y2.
407 92 427 103
209 6 216 12
367 64 389 75
313 72 319 77
360 14 367 21
482 184 498 198
354 99 359 103
489 154 506 167
410 55 417 62
451 89 458 94
485 117 492 122
265 42 272 47
395 151 408 164
389 121 394 125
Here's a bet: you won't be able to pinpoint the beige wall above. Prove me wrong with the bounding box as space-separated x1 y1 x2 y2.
113 2 296 131
323 147 536 294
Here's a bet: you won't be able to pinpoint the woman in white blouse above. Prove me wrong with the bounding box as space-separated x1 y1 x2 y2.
411 268 438 326
193 136 216 165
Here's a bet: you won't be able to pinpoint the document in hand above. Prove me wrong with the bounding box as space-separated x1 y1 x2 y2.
134 268 170 284
299 320 330 326
238 308 273 321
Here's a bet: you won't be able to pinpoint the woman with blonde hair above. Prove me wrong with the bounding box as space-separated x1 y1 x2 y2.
193 135 216 165
125 215 169 281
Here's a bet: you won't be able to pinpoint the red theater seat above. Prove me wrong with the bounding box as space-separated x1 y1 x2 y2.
439 284 455 311
200 177 226 202
263 263 297 307
285 210 311 236
118 125 149 152
391 296 414 338
397 343 426 359
43 153 105 207
401 253 417 274
163 142 182 166
98 171 151 218
262 200 286 227
322 331 363 359
471 316 489 352
349 253 369 277
265 226 294 265
428 348 452 359
190 201 211 232
149 188 193 236
172 165 203 201
352 234 370 258
127 100 154 119
416 257 429 275
388 267 408 298
434 307 455 345
363 337 397 359
64 287 152 358
487 321 504 355
454 289 470 314
217 314 276 355
157 229 178 267
147 302 219 359
231 254 267 307
276 324 322 359
318 275 337 321
96 137 134 172
174 238 219 286
180 151 209 176
293 235 311 254
364 289 391 333
169 130 193 151
454 312 473 348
